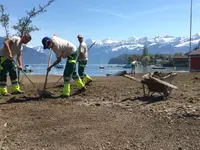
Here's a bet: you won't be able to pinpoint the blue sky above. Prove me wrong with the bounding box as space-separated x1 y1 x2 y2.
1 0 200 46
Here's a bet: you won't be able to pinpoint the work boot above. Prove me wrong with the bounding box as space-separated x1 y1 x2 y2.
60 84 70 98
84 75 92 85
11 84 25 94
0 87 11 96
75 78 87 93
75 78 85 89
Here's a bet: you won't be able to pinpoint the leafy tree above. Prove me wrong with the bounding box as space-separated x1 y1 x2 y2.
174 52 183 56
12 0 55 36
0 5 10 39
127 56 133 64
0 0 55 84
142 56 150 66
142 45 148 57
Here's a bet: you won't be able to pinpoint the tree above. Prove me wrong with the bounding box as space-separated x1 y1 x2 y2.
127 56 133 64
142 56 151 66
12 0 55 36
0 5 10 39
1 1 55 85
142 45 148 57
174 52 183 56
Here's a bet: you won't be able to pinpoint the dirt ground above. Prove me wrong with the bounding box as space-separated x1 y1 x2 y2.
0 73 200 150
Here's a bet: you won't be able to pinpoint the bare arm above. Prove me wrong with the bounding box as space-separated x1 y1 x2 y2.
3 40 13 59
50 56 62 69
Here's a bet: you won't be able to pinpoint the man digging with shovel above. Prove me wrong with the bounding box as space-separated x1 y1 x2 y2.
41 35 86 98
0 33 32 96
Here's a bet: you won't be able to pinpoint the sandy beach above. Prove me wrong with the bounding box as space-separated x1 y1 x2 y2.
0 73 200 150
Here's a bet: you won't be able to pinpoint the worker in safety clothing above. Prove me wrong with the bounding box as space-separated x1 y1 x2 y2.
131 60 137 74
41 35 86 98
77 34 92 85
0 33 32 96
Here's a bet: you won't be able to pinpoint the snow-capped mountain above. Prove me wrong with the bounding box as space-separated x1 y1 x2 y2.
33 46 45 53
1 33 200 64
90 33 200 52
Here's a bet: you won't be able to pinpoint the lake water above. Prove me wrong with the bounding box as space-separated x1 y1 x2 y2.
22 64 189 76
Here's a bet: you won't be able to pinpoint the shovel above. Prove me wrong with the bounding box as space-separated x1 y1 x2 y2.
37 50 54 98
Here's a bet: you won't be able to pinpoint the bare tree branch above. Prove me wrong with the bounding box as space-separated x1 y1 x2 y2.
12 0 55 36
0 4 10 39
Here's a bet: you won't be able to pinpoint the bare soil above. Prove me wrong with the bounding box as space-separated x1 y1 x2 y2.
0 73 200 150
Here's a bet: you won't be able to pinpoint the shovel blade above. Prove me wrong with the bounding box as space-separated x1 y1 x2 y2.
37 88 55 98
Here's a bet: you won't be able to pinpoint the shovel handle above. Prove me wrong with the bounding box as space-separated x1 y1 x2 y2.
48 49 53 67
43 70 49 90
43 49 53 90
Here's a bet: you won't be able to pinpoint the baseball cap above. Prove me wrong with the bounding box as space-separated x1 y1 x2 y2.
42 37 51 49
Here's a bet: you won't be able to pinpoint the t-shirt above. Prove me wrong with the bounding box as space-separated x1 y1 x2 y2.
51 36 76 59
0 36 23 57
131 61 137 67
78 41 88 61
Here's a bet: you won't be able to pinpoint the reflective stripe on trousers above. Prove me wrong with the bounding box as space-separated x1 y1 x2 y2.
0 57 7 70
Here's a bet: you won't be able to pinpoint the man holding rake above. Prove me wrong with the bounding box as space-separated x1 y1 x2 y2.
0 33 32 96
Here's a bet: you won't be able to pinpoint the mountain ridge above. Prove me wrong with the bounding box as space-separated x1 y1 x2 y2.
0 33 200 64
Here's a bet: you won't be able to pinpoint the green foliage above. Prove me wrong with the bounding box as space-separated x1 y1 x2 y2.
0 0 54 38
141 45 151 66
12 0 54 36
142 45 148 57
0 5 10 39
174 52 183 56
142 56 150 66
127 56 133 64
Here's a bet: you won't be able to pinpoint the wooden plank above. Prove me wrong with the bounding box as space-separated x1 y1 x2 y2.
142 72 153 79
162 73 177 80
123 75 142 83
149 76 178 89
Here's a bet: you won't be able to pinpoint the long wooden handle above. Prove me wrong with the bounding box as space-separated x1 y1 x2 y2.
88 41 96 51
124 74 142 83
12 59 36 88
48 49 53 67
149 76 178 89
43 50 53 90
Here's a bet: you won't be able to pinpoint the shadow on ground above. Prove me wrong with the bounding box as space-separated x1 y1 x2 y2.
121 95 166 104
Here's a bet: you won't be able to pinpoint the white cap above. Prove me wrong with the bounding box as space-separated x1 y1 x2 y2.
77 34 83 38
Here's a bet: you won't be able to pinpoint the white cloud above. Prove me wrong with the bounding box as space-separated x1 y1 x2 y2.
133 1 200 16
88 9 131 19
88 2 200 20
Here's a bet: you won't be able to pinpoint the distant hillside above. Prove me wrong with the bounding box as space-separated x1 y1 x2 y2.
108 54 129 64
1 33 200 64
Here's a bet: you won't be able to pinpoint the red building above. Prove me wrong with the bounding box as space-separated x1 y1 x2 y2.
188 49 200 72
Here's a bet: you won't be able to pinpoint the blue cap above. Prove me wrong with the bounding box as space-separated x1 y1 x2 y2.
42 37 51 49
